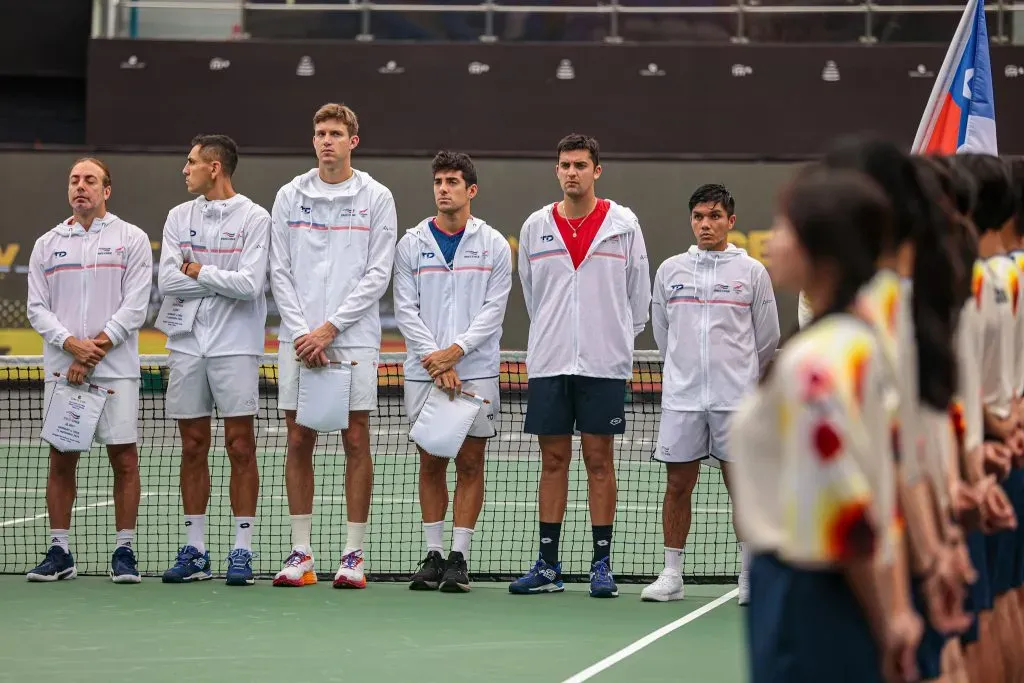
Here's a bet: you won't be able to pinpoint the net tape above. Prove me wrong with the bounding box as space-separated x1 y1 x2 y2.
0 352 738 583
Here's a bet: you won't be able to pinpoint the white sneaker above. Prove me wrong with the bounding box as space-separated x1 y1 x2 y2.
641 569 685 602
332 549 366 589
738 570 750 606
273 547 317 587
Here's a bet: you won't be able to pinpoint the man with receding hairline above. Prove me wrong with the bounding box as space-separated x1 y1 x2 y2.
157 134 271 586
270 103 397 589
26 157 152 583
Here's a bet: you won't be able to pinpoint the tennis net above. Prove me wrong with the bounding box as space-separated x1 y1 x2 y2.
0 352 738 583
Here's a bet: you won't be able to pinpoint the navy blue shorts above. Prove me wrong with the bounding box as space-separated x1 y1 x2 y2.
911 577 946 680
524 375 627 436
962 529 991 646
747 553 882 683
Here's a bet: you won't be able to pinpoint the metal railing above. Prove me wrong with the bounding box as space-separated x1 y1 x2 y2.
95 0 1024 44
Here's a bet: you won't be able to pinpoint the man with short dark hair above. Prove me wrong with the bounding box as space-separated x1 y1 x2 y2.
642 183 779 605
157 134 271 586
26 157 152 583
394 151 512 593
510 134 651 598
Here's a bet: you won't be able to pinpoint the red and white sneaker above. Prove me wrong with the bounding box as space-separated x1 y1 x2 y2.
273 548 317 587
332 549 366 589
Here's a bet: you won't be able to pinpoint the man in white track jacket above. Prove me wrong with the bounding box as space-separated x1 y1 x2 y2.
26 157 152 584
269 103 398 590
393 151 512 593
641 184 780 606
509 134 652 599
156 135 271 587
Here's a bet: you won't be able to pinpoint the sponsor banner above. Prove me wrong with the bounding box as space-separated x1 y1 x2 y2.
88 39 1024 156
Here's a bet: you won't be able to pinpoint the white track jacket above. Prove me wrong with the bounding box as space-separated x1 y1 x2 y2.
518 200 651 380
270 169 398 350
157 194 271 357
652 244 780 412
393 217 513 382
27 213 153 380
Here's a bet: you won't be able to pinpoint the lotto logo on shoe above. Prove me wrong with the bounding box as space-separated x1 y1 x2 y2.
240 523 251 529
610 418 622 426
597 540 609 547
184 521 192 527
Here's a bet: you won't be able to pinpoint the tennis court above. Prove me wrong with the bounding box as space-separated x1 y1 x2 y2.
0 353 746 682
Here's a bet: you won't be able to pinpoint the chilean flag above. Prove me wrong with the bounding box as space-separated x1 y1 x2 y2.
911 0 997 155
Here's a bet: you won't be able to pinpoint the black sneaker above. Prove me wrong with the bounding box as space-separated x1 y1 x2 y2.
440 551 470 593
410 550 445 591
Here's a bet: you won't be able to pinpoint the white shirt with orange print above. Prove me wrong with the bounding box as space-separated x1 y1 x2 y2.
974 256 1018 421
731 313 896 568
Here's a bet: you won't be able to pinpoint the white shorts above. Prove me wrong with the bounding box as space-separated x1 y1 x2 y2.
404 377 500 441
278 343 378 413
165 352 260 419
654 409 735 464
44 378 140 446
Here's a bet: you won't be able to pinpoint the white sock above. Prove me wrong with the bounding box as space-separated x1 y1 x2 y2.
291 514 312 553
423 521 444 554
452 527 474 559
50 529 70 553
739 542 750 576
665 547 683 574
234 516 255 551
184 514 206 553
116 529 135 550
343 521 366 556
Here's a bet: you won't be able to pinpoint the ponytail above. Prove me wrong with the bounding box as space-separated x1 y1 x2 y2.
908 159 962 410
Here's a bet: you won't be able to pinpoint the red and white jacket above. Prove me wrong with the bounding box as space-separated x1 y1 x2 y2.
518 200 651 380
27 213 153 380
393 216 512 382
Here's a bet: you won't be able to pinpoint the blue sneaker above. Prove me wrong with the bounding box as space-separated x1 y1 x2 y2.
589 557 619 598
508 556 564 594
225 548 255 586
110 546 141 584
162 545 212 583
26 546 77 582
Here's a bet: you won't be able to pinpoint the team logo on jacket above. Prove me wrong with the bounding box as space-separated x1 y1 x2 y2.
713 283 730 293
221 232 237 240
731 281 744 292
464 250 480 259
97 247 113 255
541 235 554 242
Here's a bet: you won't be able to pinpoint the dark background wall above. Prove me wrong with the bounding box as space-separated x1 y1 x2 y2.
0 151 802 353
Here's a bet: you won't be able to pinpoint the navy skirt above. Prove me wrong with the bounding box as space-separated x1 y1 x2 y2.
986 476 1017 598
1007 468 1024 589
961 529 991 645
747 553 882 683
911 577 946 681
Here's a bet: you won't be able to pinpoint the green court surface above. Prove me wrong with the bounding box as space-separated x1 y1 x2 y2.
0 577 746 683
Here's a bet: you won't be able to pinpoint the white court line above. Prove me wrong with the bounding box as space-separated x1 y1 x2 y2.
1 492 153 528
561 588 740 683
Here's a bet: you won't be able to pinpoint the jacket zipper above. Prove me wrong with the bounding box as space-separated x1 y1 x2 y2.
568 226 629 374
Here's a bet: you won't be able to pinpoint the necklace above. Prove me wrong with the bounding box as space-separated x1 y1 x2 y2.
560 201 597 238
